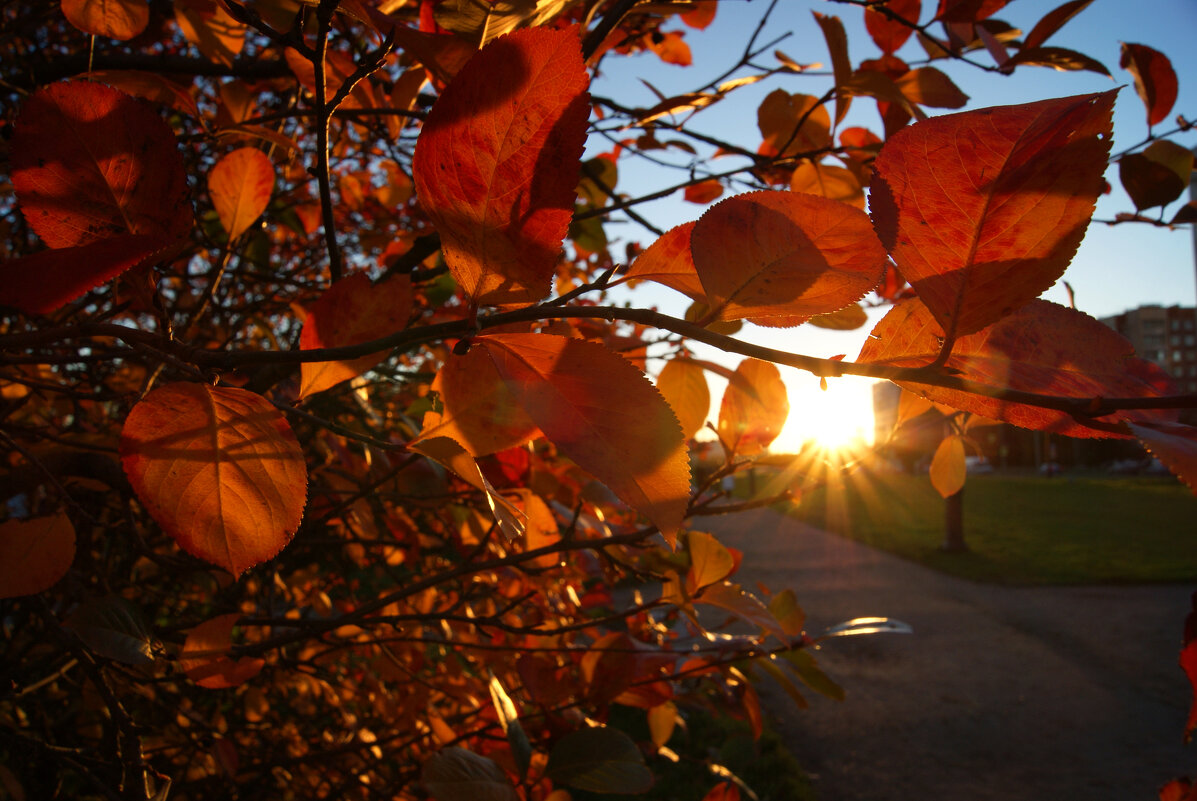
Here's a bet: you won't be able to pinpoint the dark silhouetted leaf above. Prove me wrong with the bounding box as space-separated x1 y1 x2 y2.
546 726 654 794
0 512 75 598
1120 42 1178 127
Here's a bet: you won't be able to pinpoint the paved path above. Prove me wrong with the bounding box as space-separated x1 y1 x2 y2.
702 509 1196 801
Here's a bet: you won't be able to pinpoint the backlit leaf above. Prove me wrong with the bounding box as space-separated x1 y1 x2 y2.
1022 0 1094 50
809 303 868 330
929 434 966 497
1120 42 1177 128
86 70 201 117
757 90 831 158
702 782 740 801
423 747 519 801
120 383 308 577
0 512 75 598
813 12 852 125
648 700 678 747
684 179 724 204
624 222 706 302
767 588 805 636
870 92 1114 339
434 0 580 47
685 530 735 594
894 66 968 108
717 358 789 456
864 0 921 54
1129 423 1197 494
412 27 590 305
681 1 717 29
1002 46 1110 77
11 81 191 248
858 298 1178 438
61 0 148 40
473 334 690 542
181 614 265 689
299 274 414 398
0 233 172 314
656 359 711 440
175 0 245 67
789 161 864 209
209 148 274 241
409 436 528 540
692 191 887 325
546 726 654 794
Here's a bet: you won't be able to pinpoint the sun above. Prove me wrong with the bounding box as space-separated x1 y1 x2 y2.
770 376 876 455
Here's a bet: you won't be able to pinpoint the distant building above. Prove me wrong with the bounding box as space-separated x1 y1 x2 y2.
1099 305 1197 393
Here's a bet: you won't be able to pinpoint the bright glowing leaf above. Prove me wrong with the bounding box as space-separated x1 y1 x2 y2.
0 512 75 599
809 303 868 330
656 359 711 441
858 298 1178 438
61 0 148 40
813 12 852 125
894 67 968 108
757 90 831 158
624 222 706 302
692 191 887 324
870 92 1114 339
717 358 789 455
790 160 864 209
474 334 690 542
1120 42 1177 127
11 81 191 247
299 274 413 398
684 179 724 204
929 434 966 498
412 27 590 305
181 614 265 689
685 530 735 594
175 0 245 67
120 383 308 577
209 148 274 241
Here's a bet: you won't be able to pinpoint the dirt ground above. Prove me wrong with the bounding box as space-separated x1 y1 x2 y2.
702 509 1196 801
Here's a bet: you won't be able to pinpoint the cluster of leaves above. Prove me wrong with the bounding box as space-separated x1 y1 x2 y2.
0 1 1194 800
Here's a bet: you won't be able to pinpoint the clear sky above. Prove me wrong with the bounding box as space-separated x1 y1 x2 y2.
587 0 1197 451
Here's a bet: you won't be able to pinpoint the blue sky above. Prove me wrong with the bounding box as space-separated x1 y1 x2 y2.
586 0 1197 449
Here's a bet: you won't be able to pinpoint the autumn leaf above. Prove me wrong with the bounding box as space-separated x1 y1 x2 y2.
809 303 868 330
681 1 717 29
1129 423 1197 494
864 0 921 54
175 0 245 67
858 298 1178 437
299 274 414 398
757 90 831 158
623 221 706 302
423 747 519 801
790 160 864 209
61 0 148 40
870 92 1114 339
813 12 852 125
472 334 690 542
119 383 308 577
685 530 736 594
1182 640 1197 743
11 81 191 248
717 358 789 455
1119 140 1193 211
894 66 968 108
691 191 887 325
0 512 76 599
1120 42 1177 128
181 614 265 689
209 148 275 241
684 179 724 204
929 434 966 497
546 726 654 794
412 27 590 305
655 358 711 440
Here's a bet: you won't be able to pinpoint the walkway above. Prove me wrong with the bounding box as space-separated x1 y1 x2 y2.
703 509 1195 801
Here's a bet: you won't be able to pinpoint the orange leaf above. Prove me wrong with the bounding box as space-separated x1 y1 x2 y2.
87 70 200 118
894 66 968 108
299 274 414 398
61 0 149 40
813 12 852 125
624 222 706 302
681 1 716 29
929 434 966 498
656 359 711 441
0 234 172 314
181 614 265 689
414 341 540 457
1129 423 1197 494
702 782 740 801
1120 43 1177 128
692 191 887 325
864 0 921 54
119 383 308 577
789 161 864 209
717 358 789 455
412 27 590 305
11 81 191 248
870 92 1114 339
209 148 274 241
648 31 692 66
809 303 868 330
757 90 831 158
683 179 724 204
858 298 1178 438
175 0 245 67
685 531 735 595
0 512 75 599
473 334 690 543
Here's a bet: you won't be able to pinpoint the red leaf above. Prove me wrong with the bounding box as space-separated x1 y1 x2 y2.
680 1 716 29
412 27 590 305
1182 640 1197 742
934 0 1008 22
717 358 789 455
0 234 171 314
11 81 191 248
299 274 414 398
1022 0 1095 51
870 92 1114 339
692 191 887 325
1120 43 1178 128
473 334 690 543
61 0 149 40
120 383 308 577
858 298 1178 438
181 614 265 689
756 90 831 158
684 179 724 204
624 221 706 302
0 512 76 599
1129 423 1197 494
702 783 740 801
209 147 275 241
864 0 921 54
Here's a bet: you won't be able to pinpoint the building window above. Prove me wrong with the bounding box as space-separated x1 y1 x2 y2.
1186 319 1195 331
1186 335 1195 347
1172 319 1182 331
1172 335 1182 345
1174 350 1184 363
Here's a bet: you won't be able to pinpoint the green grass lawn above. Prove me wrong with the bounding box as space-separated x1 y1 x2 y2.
783 470 1197 585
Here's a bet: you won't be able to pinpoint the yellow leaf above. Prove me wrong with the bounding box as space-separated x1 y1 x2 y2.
929 435 966 498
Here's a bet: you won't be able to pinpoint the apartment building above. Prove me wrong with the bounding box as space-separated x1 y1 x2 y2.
1099 305 1197 394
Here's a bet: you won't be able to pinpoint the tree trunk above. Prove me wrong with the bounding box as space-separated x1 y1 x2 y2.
941 488 968 552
